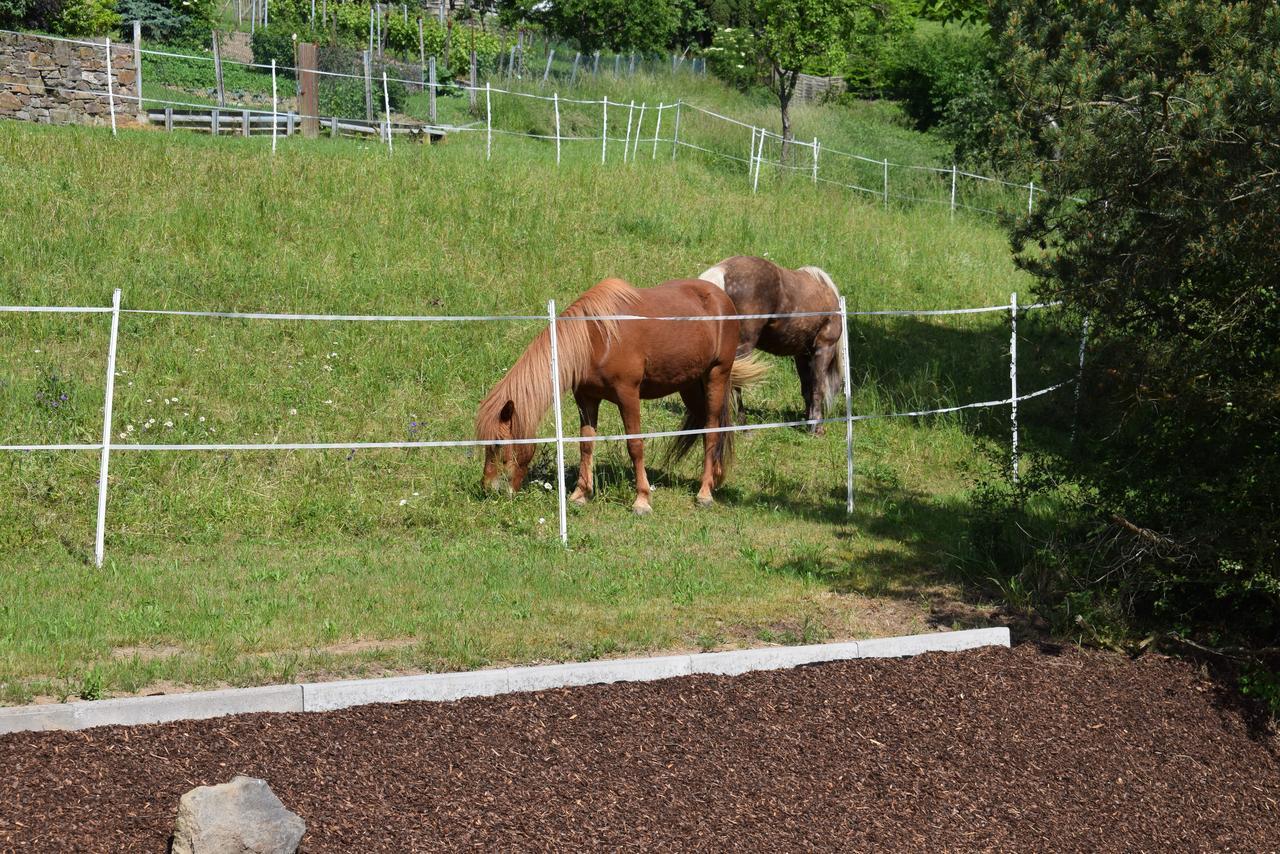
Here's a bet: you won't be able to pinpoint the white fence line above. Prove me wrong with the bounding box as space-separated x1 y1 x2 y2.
2 292 1077 559
0 29 1073 215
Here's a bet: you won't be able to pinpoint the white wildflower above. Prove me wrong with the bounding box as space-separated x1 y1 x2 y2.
399 498 408 506
289 408 298 415
164 420 173 428
198 416 206 423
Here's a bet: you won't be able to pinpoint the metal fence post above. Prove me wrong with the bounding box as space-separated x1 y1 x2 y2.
1027 180 1036 215
270 59 278 153
485 81 492 160
632 102 645 162
1009 292 1019 481
812 137 819 184
839 295 854 515
94 288 122 567
547 300 569 545
132 20 142 119
671 100 681 161
883 158 889 208
950 163 957 219
104 38 117 136
1072 316 1090 445
651 103 662 159
428 56 436 124
601 95 608 164
381 70 392 155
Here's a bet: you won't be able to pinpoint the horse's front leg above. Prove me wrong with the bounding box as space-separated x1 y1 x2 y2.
617 389 652 515
794 353 825 435
570 395 600 506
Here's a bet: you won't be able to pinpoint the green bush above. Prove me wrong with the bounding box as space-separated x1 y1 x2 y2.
1 0 119 35
317 69 406 117
703 25 761 91
884 25 992 130
251 25 309 77
116 0 214 45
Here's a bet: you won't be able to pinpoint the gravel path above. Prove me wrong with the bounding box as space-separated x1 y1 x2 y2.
2 644 1277 851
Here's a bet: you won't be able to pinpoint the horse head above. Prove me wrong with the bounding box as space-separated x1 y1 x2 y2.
479 398 536 493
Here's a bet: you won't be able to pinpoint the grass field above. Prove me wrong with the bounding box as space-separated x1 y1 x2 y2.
0 106 1074 705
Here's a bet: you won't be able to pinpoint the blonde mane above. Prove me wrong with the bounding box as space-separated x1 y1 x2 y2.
476 278 641 441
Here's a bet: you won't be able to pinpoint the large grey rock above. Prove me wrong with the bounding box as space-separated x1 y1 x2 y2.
171 776 305 854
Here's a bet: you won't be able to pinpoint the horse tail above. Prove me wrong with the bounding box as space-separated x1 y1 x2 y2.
800 265 847 413
730 352 769 391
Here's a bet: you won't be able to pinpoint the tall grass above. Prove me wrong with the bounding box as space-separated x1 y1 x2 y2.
0 117 1061 703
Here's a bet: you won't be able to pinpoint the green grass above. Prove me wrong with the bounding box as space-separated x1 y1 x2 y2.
0 106 1067 704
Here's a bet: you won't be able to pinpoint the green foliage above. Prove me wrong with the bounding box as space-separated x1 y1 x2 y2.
317 73 406 117
142 43 278 94
116 0 214 45
987 0 1280 653
884 24 991 129
838 0 914 91
1 0 119 35
703 25 761 90
48 0 118 35
1239 665 1280 721
251 25 306 77
919 0 985 26
497 0 685 53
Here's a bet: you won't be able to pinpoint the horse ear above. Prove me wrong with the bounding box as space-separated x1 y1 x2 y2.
499 400 515 423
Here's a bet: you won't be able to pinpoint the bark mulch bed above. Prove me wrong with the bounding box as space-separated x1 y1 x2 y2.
2 644 1277 851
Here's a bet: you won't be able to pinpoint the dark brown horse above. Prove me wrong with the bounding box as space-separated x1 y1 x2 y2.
476 278 768 513
698 255 845 434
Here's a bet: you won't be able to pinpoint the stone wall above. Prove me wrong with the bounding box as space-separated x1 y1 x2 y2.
0 32 138 126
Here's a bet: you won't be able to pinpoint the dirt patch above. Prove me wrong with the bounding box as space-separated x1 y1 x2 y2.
1 644 1276 851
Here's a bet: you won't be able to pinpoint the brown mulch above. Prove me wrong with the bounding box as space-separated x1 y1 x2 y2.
2 644 1277 852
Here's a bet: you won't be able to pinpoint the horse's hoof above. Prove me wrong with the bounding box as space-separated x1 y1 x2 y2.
570 491 588 507
632 502 652 516
696 495 714 508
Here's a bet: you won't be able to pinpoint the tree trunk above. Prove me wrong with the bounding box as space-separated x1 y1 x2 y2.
775 67 796 163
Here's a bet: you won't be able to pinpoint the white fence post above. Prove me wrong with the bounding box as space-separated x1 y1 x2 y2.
485 81 492 160
671 100 681 161
271 59 278 153
812 137 819 184
1072 316 1090 444
547 300 569 545
542 49 554 84
381 70 393 155
132 21 142 119
950 163 957 219
651 103 662 159
104 38 117 136
601 95 608 164
883 158 889 208
1027 180 1035 215
632 102 646 163
553 91 561 165
94 288 122 567
1009 292 1019 481
623 100 634 164
747 126 757 193
839 295 854 515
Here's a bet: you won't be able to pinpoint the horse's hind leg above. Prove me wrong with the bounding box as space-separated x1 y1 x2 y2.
794 353 825 435
570 395 600 506
698 365 732 505
618 388 652 515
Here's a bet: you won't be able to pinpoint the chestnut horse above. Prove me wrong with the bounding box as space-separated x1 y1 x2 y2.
698 255 845 434
476 278 768 514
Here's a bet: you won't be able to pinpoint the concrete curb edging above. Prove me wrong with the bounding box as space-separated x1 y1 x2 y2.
0 627 1009 735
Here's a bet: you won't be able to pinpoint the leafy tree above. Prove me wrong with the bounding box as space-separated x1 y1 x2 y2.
989 0 1280 654
755 0 846 156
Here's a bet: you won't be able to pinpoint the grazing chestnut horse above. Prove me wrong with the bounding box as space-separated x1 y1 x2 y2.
698 255 845 435
476 278 767 514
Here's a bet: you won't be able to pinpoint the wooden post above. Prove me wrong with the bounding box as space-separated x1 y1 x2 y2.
164 106 173 130
298 42 318 138
469 50 477 110
211 106 219 136
507 46 515 78
286 109 294 136
212 31 225 107
331 115 338 138
362 50 373 121
592 50 599 75
570 52 579 85
428 56 437 123
132 20 143 119
242 109 250 136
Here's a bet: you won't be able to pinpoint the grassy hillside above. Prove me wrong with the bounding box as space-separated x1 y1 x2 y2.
0 110 1071 704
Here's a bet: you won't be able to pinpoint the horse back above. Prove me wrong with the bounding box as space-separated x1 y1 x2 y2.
701 256 839 357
